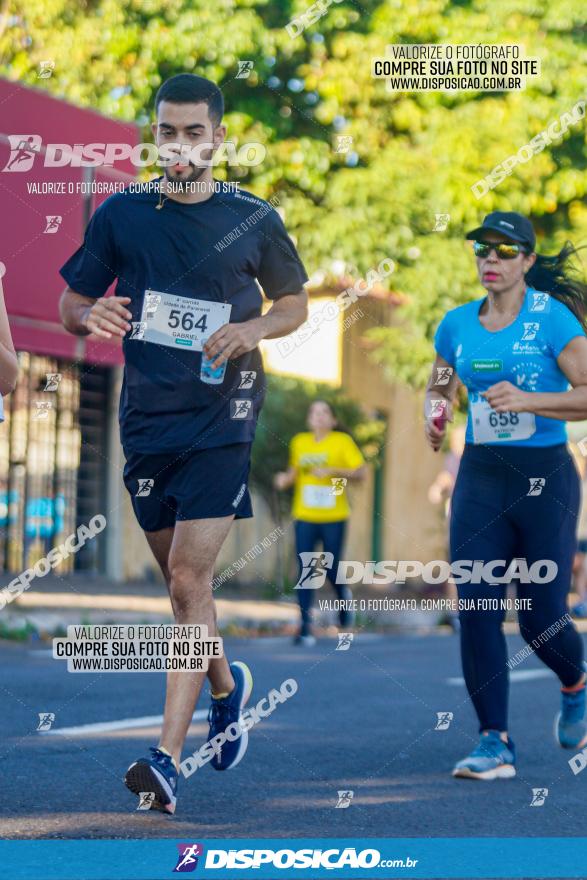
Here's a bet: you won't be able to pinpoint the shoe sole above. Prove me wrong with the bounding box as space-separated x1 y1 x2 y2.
212 660 253 772
553 711 587 750
452 764 516 781
124 760 176 814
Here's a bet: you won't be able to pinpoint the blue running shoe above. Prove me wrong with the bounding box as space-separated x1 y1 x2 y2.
555 672 587 750
452 731 516 780
124 746 178 813
208 661 253 771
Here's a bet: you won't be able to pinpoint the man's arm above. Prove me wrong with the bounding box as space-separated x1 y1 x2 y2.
254 290 309 340
204 289 308 368
60 287 132 339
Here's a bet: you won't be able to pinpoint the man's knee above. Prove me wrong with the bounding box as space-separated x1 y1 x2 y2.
169 561 214 612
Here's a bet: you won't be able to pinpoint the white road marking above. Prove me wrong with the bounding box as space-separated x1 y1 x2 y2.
447 668 553 686
255 634 385 646
42 710 208 737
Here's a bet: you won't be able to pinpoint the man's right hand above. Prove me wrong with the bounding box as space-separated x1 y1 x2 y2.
84 296 132 339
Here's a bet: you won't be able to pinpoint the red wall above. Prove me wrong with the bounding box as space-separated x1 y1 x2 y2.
0 79 140 366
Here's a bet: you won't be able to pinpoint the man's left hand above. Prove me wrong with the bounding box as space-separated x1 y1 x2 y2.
203 319 264 368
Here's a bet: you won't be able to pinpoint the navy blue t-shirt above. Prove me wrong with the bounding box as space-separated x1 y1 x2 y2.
60 181 308 454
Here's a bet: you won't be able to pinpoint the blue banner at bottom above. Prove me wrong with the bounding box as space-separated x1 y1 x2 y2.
0 837 584 879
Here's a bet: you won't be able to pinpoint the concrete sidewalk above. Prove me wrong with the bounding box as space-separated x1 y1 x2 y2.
2 573 586 640
0 573 440 639
0 573 299 638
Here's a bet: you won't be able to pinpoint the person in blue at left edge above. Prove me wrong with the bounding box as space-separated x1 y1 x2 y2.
59 74 308 813
425 211 587 780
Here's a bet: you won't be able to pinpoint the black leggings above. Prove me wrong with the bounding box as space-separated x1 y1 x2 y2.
450 443 584 732
294 519 348 635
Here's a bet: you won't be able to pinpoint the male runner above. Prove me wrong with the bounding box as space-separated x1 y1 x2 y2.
59 73 308 813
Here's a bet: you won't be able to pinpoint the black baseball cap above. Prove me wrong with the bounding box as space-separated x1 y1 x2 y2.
466 211 536 251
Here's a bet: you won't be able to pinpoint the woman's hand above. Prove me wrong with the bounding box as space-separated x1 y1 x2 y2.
425 418 446 452
428 482 444 504
273 472 291 491
424 400 453 452
483 381 530 413
424 354 459 453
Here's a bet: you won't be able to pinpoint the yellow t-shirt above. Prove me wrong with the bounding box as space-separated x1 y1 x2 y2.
289 431 365 523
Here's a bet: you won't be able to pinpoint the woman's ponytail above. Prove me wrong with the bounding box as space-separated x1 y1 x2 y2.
526 242 587 330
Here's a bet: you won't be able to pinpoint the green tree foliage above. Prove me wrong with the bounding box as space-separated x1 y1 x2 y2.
2 0 585 388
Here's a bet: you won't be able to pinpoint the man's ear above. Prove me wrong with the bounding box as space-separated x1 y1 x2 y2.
151 121 158 140
213 124 227 147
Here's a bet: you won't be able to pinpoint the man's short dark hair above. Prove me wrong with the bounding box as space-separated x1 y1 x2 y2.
154 74 224 127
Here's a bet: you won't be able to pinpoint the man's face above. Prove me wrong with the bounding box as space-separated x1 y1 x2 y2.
152 101 225 186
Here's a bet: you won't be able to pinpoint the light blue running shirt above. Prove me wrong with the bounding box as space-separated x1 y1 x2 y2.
434 287 585 447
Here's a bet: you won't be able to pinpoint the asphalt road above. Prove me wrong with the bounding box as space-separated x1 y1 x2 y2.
1 630 586 864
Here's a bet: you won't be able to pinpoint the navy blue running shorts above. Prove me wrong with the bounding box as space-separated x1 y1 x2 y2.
123 443 253 533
